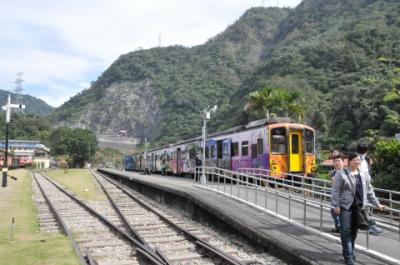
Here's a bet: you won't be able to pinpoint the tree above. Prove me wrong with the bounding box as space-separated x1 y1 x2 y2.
245 86 305 120
372 139 400 191
274 89 305 121
244 86 277 118
48 127 98 167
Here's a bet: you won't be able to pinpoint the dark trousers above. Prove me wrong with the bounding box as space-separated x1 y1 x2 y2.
330 208 341 231
340 206 358 264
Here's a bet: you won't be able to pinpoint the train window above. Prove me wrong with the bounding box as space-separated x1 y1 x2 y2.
291 134 299 154
305 129 314 153
257 138 264 155
251 144 257 158
217 142 223 159
211 145 216 158
241 141 249 156
231 142 239 157
223 142 229 157
189 147 197 159
271 127 287 154
205 146 209 159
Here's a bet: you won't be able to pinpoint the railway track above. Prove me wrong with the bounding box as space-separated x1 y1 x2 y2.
32 177 61 233
32 172 166 265
92 170 262 265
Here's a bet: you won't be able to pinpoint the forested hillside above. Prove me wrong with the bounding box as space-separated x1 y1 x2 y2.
224 0 400 149
0 90 54 117
51 0 400 150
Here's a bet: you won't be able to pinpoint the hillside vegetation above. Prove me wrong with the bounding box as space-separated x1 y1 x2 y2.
50 0 400 151
0 90 54 117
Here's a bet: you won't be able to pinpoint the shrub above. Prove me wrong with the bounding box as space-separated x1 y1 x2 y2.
372 139 400 191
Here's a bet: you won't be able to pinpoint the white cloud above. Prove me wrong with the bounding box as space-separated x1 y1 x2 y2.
0 0 302 107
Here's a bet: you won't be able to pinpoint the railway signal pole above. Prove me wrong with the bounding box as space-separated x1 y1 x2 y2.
200 105 217 185
2 95 25 187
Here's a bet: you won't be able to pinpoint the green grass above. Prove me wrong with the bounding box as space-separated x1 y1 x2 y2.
0 169 80 265
45 169 105 201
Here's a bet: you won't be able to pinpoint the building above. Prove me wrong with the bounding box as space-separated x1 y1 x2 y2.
0 150 14 168
33 148 50 169
0 140 50 168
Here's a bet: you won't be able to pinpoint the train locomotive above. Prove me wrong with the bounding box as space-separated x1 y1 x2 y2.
125 117 316 178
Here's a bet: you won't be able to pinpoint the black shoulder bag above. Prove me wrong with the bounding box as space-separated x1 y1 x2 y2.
344 169 370 230
355 206 370 230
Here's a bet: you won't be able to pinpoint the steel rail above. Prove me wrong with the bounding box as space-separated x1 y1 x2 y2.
96 170 245 265
33 172 88 265
38 172 166 265
91 171 170 265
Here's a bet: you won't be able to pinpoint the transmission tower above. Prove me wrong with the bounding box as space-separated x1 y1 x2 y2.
13 72 25 105
158 33 162 47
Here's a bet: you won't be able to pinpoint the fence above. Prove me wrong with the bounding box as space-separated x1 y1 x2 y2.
237 167 400 226
194 166 400 264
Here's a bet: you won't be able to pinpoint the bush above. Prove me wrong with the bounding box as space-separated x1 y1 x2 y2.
372 139 400 191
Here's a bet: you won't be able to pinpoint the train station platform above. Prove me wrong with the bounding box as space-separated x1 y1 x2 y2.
98 168 398 265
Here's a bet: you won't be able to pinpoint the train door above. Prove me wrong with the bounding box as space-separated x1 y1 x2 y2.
151 153 155 172
206 140 217 167
177 148 181 175
222 139 232 170
154 154 158 172
289 131 303 172
217 140 223 168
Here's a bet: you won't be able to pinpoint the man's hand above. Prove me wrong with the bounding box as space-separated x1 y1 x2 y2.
334 207 341 215
378 204 386 212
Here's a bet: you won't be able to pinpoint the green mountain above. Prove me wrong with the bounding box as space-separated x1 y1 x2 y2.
50 7 290 143
0 90 54 117
51 0 400 149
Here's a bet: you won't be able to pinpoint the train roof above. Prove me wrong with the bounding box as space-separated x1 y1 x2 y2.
132 117 313 155
208 117 294 138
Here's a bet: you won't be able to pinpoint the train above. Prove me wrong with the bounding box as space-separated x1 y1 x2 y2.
124 117 316 178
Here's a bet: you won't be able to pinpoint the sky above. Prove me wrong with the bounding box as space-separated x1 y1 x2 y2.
0 0 302 107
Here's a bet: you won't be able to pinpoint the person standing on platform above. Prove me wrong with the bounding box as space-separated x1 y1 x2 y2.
194 155 202 181
356 143 384 235
330 153 345 233
331 153 385 265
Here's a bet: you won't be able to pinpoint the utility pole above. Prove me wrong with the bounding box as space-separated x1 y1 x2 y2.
200 105 217 184
144 137 148 174
88 144 91 168
123 143 126 171
2 95 25 187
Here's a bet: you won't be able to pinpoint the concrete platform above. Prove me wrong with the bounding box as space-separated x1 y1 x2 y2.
98 168 397 265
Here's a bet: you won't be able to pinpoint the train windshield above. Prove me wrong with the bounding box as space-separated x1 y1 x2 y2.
305 129 314 153
271 127 287 154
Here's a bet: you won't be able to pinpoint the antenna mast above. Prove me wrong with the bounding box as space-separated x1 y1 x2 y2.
158 33 162 47
13 72 24 104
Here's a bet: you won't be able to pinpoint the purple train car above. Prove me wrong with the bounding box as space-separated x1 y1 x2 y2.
128 117 316 178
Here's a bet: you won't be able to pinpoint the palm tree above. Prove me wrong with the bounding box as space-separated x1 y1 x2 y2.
245 86 305 121
244 86 277 119
274 89 305 121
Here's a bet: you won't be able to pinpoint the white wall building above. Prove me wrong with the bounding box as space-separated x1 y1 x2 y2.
0 140 50 168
